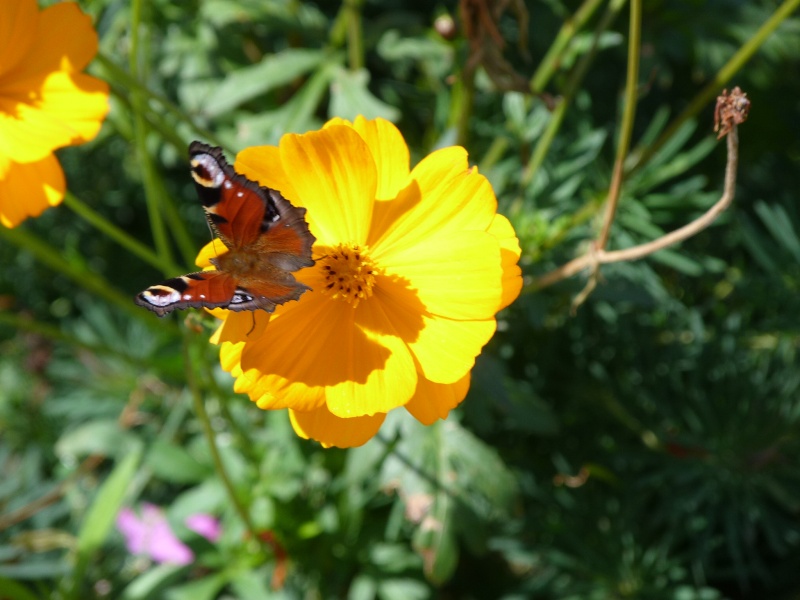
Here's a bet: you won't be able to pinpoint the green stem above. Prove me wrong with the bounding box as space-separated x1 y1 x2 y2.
596 0 641 250
128 0 176 277
104 86 202 268
0 225 144 321
96 53 226 151
530 0 605 93
454 66 476 147
516 0 628 209
183 334 267 555
478 135 510 173
345 0 365 71
62 191 181 275
629 0 800 172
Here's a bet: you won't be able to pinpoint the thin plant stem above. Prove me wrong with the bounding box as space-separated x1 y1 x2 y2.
530 0 606 93
455 66 476 147
0 225 145 321
532 123 740 290
96 53 226 151
571 0 641 308
183 334 268 556
516 0 627 208
62 191 182 275
0 456 104 531
596 0 641 250
345 0 365 71
128 0 173 275
629 0 800 173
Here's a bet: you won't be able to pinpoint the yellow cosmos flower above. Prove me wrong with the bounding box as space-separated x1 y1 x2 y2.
202 117 522 448
0 0 109 228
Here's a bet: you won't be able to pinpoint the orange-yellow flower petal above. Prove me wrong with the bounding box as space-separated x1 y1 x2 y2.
229 286 417 417
0 1 36 78
0 154 64 228
404 373 471 426
327 116 409 200
235 145 299 206
279 125 376 245
372 272 497 383
289 406 385 448
7 2 99 78
0 71 109 163
369 147 496 252
378 230 502 320
488 214 523 310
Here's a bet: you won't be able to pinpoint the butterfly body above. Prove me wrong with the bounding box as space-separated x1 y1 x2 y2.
135 142 315 317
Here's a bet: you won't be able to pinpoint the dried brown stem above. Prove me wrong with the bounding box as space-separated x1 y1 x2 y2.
534 97 744 291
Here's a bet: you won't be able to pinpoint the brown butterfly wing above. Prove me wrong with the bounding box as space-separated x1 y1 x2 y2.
134 143 315 317
188 142 315 266
134 271 239 316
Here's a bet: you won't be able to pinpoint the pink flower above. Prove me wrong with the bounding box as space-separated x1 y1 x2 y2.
116 504 193 565
185 513 222 542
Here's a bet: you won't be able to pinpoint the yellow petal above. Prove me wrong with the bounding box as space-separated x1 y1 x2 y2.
410 315 496 383
227 286 417 417
210 310 270 345
405 373 470 425
326 116 409 200
488 213 523 310
235 145 300 206
289 406 385 448
0 0 36 78
379 230 502 320
369 271 496 382
195 238 228 268
280 125 376 245
5 2 99 79
327 293 418 417
0 71 109 162
369 147 496 252
0 154 64 228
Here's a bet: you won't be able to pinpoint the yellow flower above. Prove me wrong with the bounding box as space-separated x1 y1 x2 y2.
203 117 522 447
0 0 109 228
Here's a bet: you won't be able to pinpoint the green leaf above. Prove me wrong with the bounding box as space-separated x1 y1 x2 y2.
380 415 518 584
329 67 400 122
202 49 327 118
121 564 186 600
145 438 211 484
376 577 430 600
234 57 342 146
165 573 229 600
69 443 143 596
55 419 139 461
0 577 42 600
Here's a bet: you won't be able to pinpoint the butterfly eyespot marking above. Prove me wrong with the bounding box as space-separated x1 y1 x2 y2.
190 153 226 189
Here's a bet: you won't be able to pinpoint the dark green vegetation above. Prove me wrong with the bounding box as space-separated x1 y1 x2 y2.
1 1 800 598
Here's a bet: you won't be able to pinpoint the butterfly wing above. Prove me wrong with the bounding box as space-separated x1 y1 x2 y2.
135 271 240 316
188 142 315 267
135 143 316 317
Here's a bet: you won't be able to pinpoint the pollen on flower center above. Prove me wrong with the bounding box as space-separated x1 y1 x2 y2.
319 244 376 307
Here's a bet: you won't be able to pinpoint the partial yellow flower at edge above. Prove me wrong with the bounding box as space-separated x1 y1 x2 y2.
0 0 109 228
206 117 522 448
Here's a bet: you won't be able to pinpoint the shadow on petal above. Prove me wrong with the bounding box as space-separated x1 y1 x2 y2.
405 372 471 425
289 405 385 448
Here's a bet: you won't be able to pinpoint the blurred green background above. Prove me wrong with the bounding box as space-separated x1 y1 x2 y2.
2 0 800 598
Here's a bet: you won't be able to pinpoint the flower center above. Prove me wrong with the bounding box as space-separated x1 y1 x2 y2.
319 244 376 307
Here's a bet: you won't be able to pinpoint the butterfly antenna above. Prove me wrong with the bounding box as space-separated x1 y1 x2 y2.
247 312 257 336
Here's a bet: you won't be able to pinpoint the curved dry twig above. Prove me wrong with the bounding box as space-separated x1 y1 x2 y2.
533 87 750 297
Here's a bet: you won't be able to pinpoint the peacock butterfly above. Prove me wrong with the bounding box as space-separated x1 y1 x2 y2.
134 142 316 317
